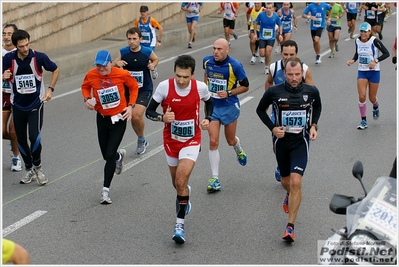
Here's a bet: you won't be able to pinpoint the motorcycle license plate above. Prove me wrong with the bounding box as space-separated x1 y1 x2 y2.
364 198 397 237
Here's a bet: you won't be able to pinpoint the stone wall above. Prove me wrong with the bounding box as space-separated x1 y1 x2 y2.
2 2 221 53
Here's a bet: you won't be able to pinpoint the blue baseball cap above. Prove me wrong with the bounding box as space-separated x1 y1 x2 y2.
94 50 112 66
359 22 371 32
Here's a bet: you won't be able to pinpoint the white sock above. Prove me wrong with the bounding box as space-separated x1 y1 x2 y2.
102 187 109 192
233 136 242 152
209 149 220 178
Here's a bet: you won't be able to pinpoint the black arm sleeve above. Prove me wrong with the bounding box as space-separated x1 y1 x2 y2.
311 87 322 125
373 38 390 62
256 90 275 132
352 41 359 62
239 77 249 87
204 97 214 118
145 98 162 121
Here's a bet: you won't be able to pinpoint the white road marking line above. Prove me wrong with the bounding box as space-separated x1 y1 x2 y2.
122 145 164 172
3 210 48 237
240 96 253 105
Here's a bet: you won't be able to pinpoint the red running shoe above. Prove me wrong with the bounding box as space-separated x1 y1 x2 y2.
282 226 295 242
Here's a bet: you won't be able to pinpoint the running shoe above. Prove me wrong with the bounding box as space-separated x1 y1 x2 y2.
255 50 260 57
275 166 281 182
328 52 334 58
101 189 112 204
350 33 354 39
283 192 289 214
20 168 37 184
151 68 158 79
250 55 257 64
335 42 339 52
315 55 322 64
259 57 265 63
348 26 351 33
207 177 222 192
172 223 185 244
115 148 126 175
372 108 380 120
282 226 295 242
236 149 247 166
188 42 192 49
228 42 231 48
233 33 238 40
136 138 149 155
264 66 269 75
357 119 368 130
11 157 22 172
186 185 191 215
34 165 48 186
275 46 281 53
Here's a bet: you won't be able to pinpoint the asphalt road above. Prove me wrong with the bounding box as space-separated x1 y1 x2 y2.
2 7 397 266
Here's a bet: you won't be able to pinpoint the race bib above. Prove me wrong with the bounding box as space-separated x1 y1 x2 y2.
359 53 371 65
171 119 195 142
15 74 36 94
98 85 121 109
313 17 322 27
348 2 356 9
262 28 273 39
282 110 306 133
141 32 150 43
2 80 12 93
208 78 227 99
129 71 143 88
225 12 233 18
282 21 291 31
330 19 338 26
366 10 375 19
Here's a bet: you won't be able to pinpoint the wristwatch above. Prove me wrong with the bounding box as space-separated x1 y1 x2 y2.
374 58 379 63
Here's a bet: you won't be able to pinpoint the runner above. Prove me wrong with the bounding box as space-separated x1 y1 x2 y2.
203 38 249 192
218 2 240 47
346 22 390 130
181 2 203 48
246 2 265 64
257 57 322 242
145 55 213 244
276 2 297 49
326 2 345 58
114 27 159 155
81 50 139 204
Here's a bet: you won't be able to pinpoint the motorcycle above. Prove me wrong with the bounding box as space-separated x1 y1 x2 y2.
319 161 397 265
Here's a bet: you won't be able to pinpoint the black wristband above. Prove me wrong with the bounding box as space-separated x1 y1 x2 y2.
205 116 212 122
48 86 54 92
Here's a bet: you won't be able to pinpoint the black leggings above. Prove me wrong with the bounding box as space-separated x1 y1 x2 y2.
12 103 44 169
96 112 127 188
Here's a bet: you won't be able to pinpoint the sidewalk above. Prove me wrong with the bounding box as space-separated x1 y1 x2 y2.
45 13 245 81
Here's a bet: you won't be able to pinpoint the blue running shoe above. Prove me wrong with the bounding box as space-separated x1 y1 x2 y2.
233 33 238 40
172 223 185 244
186 185 191 215
236 149 247 166
357 119 368 130
207 177 221 192
275 166 281 182
372 108 379 120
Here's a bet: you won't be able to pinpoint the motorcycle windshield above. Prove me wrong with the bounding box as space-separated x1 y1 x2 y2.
346 176 397 246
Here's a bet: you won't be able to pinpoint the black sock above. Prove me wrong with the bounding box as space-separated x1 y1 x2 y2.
287 223 294 229
362 116 366 121
176 195 189 219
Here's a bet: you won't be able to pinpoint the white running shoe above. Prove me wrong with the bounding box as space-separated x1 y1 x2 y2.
115 149 126 175
260 57 265 64
20 168 37 184
264 66 269 75
34 165 48 186
101 189 112 204
275 46 281 53
11 157 22 172
250 55 256 64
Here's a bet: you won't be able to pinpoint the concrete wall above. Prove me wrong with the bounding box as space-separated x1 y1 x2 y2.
2 2 221 53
